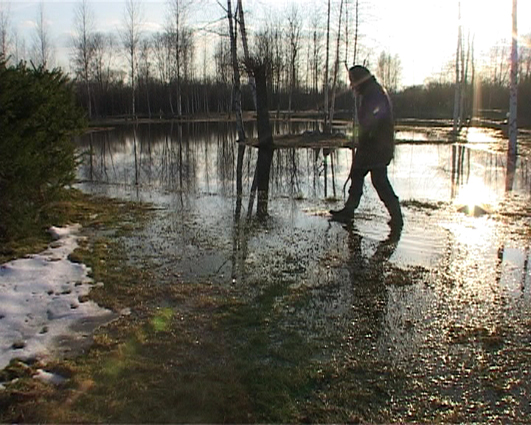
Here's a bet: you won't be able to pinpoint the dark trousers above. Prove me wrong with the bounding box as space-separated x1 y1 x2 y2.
348 166 402 219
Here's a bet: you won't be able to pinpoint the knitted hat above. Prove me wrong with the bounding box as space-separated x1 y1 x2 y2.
348 65 372 86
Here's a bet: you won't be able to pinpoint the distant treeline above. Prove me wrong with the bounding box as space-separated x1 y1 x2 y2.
392 80 531 126
74 76 531 128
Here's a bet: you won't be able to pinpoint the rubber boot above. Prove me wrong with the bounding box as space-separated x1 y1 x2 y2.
330 195 357 222
387 201 403 229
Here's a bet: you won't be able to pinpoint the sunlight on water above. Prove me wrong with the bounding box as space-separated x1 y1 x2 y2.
464 127 501 143
453 176 497 216
395 130 429 142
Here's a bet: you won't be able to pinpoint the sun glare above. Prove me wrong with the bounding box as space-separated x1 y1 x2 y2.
465 128 501 144
454 177 494 217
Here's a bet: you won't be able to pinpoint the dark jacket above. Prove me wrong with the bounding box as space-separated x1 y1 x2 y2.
353 76 395 169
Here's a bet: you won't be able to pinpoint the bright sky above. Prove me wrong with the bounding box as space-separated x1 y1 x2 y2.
4 0 531 87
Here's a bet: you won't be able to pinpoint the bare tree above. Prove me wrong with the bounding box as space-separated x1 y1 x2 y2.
214 37 231 86
459 31 474 124
286 5 301 117
254 17 284 100
323 0 331 131
226 0 244 136
519 34 531 82
93 32 117 90
12 28 26 64
181 27 195 84
508 0 518 160
452 2 476 132
329 0 344 128
121 0 143 118
138 38 153 118
488 42 510 85
153 32 174 113
452 0 463 133
376 51 401 92
351 0 360 65
309 13 322 99
237 0 256 108
166 0 192 117
71 0 96 118
0 1 10 62
32 1 54 68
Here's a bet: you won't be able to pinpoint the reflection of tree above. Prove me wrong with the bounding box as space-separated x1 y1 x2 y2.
451 144 469 199
246 60 274 220
78 121 354 205
505 151 517 192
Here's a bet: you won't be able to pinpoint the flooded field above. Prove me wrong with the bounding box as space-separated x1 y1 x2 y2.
75 122 531 422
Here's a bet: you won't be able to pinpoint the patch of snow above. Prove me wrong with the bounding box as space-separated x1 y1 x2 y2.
33 369 66 386
0 225 115 370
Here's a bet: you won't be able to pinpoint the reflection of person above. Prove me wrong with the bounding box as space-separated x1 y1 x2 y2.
330 65 403 229
345 223 402 355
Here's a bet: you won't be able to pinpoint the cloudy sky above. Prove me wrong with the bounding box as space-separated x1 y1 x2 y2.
4 0 531 87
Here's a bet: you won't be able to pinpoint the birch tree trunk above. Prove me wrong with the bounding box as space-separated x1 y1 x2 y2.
0 2 10 62
508 0 518 157
227 0 244 140
72 0 95 119
33 1 54 69
168 0 189 117
352 0 359 67
227 0 247 217
452 1 462 134
237 0 256 108
329 0 344 129
122 0 143 119
507 0 518 191
323 0 331 132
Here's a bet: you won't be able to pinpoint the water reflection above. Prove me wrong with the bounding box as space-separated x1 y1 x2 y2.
78 123 531 207
77 122 531 421
77 122 531 277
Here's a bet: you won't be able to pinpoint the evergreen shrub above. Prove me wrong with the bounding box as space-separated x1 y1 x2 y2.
0 61 86 241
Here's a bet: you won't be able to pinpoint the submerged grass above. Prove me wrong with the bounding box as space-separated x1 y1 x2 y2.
0 191 254 423
0 188 393 423
0 191 409 423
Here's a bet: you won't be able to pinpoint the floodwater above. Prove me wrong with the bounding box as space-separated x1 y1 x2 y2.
76 122 531 422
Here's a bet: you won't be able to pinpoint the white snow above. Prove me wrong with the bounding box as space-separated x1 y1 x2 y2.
0 224 115 371
33 368 67 386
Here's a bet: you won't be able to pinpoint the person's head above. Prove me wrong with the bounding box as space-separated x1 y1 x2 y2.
348 65 372 94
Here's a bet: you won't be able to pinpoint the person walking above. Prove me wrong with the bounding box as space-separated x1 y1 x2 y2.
330 65 403 228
